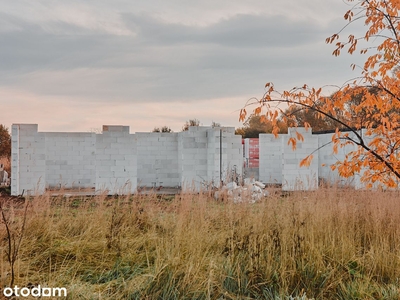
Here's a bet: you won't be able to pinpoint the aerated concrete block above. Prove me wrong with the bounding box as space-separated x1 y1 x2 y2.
282 128 318 191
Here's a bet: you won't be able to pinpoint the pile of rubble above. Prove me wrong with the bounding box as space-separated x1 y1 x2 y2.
214 178 269 203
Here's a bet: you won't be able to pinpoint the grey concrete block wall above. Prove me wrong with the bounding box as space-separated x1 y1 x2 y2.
11 124 243 195
259 134 282 184
136 132 179 188
223 133 243 183
178 127 242 190
14 123 394 194
258 128 399 190
11 124 137 195
317 129 400 189
95 126 137 194
21 124 397 192
206 128 222 186
259 128 319 190
281 128 318 191
45 132 96 189
179 127 210 190
317 131 359 187
206 127 243 187
11 124 46 195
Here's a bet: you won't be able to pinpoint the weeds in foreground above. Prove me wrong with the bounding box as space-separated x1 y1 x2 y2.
0 189 399 299
0 198 28 287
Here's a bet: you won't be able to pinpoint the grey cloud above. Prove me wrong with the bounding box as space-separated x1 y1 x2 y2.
0 11 135 73
122 13 326 48
0 11 330 76
204 14 323 47
0 9 358 105
0 33 123 74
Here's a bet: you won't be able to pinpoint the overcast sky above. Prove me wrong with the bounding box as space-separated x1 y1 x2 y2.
1 0 368 133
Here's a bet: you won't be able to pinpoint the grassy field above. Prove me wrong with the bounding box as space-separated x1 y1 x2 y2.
0 188 400 299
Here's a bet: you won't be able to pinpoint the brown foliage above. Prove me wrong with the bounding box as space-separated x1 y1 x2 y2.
0 125 11 158
236 114 287 138
182 119 200 131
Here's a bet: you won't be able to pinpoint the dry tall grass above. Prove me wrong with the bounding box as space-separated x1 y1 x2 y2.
1 188 400 299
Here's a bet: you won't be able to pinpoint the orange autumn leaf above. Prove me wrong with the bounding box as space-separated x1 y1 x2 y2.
300 154 313 168
288 137 297 151
295 131 304 142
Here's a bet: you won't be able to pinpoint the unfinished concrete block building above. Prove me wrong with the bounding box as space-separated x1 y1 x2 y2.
11 124 243 195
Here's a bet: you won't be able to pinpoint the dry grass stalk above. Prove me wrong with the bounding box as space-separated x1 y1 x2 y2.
0 188 399 299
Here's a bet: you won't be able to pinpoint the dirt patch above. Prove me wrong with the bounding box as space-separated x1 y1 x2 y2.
0 193 25 206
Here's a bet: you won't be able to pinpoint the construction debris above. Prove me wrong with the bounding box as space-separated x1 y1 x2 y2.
214 178 269 203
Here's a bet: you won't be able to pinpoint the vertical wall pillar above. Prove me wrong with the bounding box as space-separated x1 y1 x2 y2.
178 126 208 190
11 124 46 196
206 127 243 187
259 134 283 184
95 126 137 194
11 125 19 196
205 128 221 186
